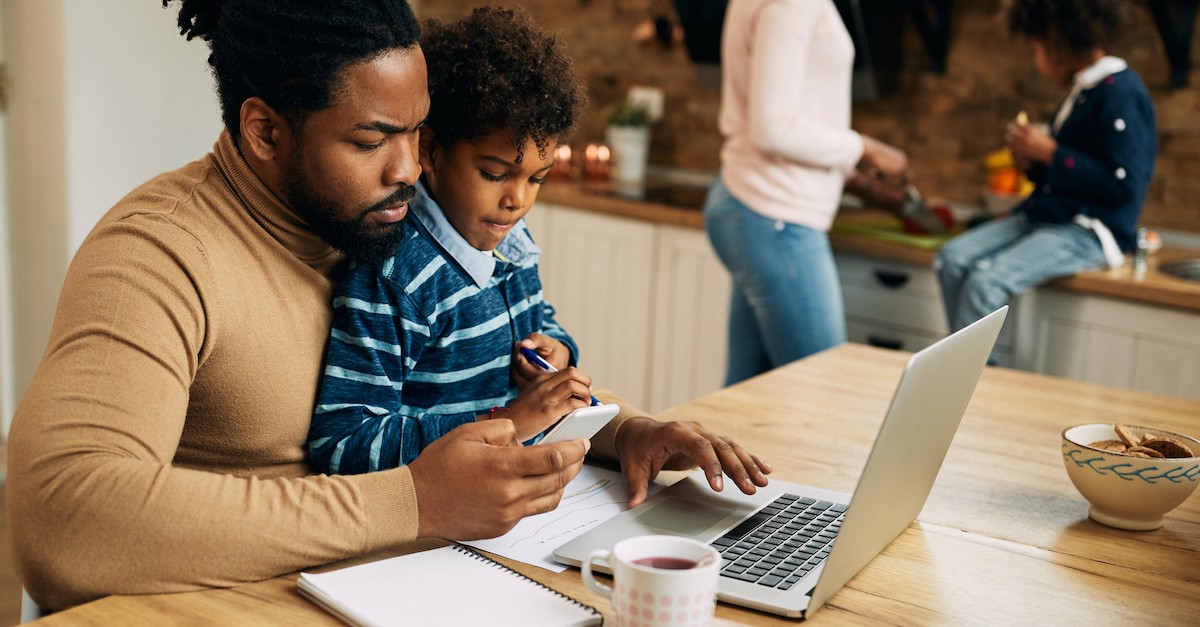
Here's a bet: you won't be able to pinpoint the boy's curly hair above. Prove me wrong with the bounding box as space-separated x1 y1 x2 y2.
422 5 587 163
1005 0 1130 59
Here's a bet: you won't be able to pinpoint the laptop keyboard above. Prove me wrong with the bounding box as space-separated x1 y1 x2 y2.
710 494 846 590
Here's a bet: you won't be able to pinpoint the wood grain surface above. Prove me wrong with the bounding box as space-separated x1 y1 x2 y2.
35 344 1200 625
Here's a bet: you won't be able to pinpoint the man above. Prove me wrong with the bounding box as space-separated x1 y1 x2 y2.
6 0 770 610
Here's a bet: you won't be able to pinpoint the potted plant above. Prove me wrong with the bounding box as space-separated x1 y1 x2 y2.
604 101 652 185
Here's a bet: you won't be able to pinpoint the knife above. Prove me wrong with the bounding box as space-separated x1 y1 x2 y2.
901 185 948 234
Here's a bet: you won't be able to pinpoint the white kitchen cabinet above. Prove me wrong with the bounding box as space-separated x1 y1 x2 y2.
835 251 1020 366
648 225 731 411
528 204 730 412
1016 289 1200 400
531 204 658 409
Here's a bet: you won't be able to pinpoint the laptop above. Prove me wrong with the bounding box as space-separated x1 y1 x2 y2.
554 306 1008 618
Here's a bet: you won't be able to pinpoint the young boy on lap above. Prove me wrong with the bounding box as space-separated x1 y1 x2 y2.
308 6 590 473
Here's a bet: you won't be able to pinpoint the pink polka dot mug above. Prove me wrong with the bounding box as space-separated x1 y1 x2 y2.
582 535 719 626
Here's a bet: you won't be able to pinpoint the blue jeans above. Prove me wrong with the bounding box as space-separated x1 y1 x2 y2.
704 176 845 386
936 213 1106 331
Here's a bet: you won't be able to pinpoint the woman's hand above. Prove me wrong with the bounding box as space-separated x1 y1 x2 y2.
844 170 907 212
859 135 910 185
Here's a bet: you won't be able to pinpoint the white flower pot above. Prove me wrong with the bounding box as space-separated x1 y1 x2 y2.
605 125 650 185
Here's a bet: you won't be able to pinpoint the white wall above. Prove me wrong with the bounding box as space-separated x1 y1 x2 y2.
63 0 221 253
2 0 222 435
0 2 13 439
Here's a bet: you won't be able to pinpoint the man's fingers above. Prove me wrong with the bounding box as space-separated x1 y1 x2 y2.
509 450 586 518
717 439 771 493
514 439 589 477
467 418 521 446
625 468 650 509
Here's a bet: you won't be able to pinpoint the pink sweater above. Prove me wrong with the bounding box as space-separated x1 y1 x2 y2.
719 0 863 231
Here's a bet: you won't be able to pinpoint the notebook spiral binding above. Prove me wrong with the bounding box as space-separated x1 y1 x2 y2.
451 544 603 621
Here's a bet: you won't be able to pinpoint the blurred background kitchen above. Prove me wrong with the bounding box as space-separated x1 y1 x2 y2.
0 0 1195 620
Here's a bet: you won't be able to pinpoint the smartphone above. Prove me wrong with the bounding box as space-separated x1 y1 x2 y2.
538 403 620 445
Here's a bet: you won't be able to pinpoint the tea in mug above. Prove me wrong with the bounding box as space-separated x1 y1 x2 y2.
632 556 698 570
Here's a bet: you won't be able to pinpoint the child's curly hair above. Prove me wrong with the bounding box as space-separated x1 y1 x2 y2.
1005 0 1130 60
421 6 587 164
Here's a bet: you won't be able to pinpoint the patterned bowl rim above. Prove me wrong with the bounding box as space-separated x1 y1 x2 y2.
1061 423 1200 462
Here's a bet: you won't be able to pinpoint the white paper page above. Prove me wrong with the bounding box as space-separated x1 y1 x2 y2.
463 465 663 572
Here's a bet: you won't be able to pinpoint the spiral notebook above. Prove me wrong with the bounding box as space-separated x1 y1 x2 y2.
298 544 602 626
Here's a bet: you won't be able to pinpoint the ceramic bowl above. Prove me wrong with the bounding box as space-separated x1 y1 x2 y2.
1061 423 1200 530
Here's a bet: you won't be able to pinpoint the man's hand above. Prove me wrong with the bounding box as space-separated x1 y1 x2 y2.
614 417 772 508
408 420 589 540
511 334 572 391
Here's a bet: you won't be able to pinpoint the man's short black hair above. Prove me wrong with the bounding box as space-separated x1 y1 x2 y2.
421 5 587 163
164 0 421 140
1006 0 1130 60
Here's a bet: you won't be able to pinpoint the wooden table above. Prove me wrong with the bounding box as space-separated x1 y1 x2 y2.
36 344 1200 625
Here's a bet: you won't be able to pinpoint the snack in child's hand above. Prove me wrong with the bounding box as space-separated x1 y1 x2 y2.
1015 110 1029 125
1088 425 1196 458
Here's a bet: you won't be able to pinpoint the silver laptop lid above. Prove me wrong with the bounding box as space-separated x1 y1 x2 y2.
806 306 1007 613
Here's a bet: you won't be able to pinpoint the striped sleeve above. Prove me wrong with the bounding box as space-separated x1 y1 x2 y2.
307 255 478 474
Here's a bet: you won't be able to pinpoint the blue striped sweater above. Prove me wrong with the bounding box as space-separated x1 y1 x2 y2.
307 187 577 474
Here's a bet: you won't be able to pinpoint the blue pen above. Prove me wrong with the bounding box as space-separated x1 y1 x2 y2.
520 347 601 406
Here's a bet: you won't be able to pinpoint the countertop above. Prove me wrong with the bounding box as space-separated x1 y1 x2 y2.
537 177 1200 314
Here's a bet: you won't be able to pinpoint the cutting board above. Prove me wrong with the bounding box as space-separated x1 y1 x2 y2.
831 214 957 249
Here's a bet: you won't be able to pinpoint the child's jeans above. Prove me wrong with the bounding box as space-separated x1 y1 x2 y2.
935 213 1107 332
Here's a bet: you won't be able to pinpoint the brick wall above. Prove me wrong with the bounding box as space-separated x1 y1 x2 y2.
413 0 1200 233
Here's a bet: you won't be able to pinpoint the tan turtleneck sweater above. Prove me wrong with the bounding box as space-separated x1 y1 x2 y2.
6 131 639 610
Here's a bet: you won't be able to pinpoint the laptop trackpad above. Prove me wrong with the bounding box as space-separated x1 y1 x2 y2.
634 497 729 535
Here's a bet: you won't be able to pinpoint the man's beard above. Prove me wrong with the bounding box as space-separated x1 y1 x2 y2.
280 157 415 265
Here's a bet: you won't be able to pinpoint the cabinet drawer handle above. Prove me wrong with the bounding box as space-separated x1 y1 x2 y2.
872 269 910 288
867 335 903 350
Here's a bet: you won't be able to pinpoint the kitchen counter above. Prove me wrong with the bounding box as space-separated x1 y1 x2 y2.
537 178 1200 314
538 178 707 230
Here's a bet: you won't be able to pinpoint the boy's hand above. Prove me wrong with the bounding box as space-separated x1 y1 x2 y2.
503 367 593 441
511 334 572 391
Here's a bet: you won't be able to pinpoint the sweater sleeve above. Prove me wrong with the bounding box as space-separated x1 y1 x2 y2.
6 216 418 610
743 1 864 170
308 264 479 474
587 388 653 462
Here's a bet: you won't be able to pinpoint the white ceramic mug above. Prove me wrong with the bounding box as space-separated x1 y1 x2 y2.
582 535 720 627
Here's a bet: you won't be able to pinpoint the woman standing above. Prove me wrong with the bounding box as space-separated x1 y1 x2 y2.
705 0 909 384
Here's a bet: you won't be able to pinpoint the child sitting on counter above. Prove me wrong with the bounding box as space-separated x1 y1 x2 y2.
935 0 1157 334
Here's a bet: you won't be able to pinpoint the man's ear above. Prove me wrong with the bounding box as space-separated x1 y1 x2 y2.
418 128 439 182
239 97 288 163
